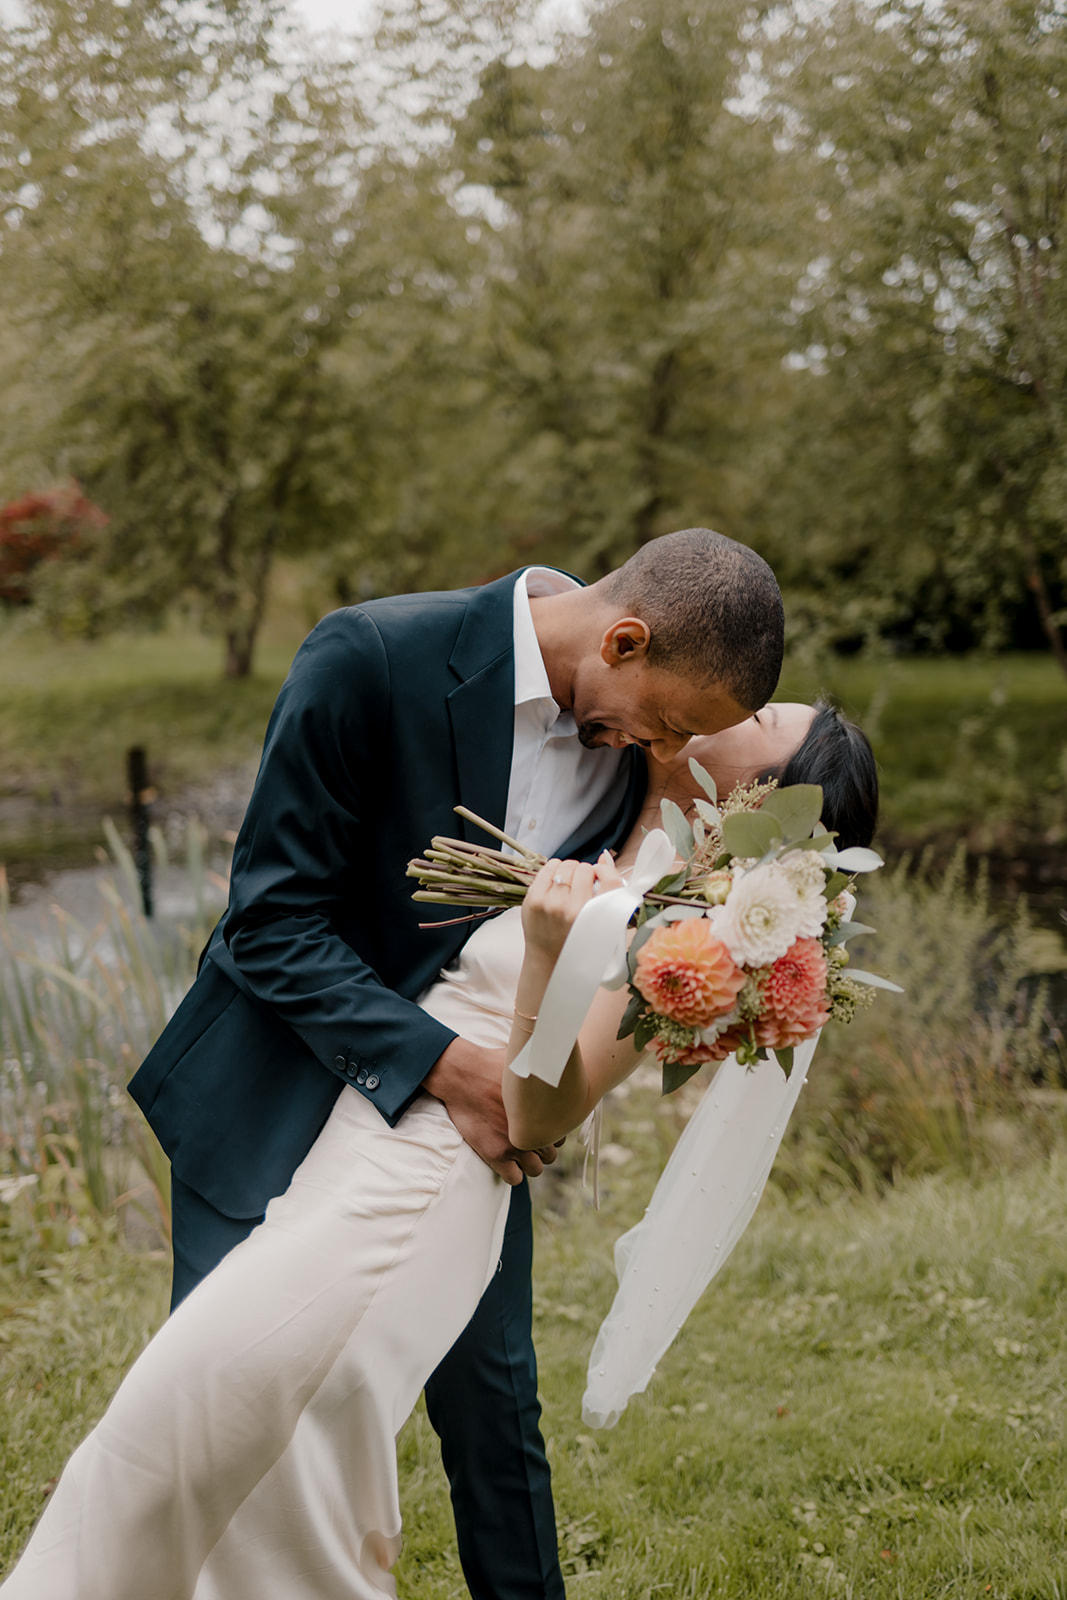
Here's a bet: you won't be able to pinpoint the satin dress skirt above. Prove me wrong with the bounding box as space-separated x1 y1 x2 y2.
1 1089 509 1600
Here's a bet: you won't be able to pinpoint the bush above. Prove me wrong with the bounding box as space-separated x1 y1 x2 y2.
776 851 1066 1194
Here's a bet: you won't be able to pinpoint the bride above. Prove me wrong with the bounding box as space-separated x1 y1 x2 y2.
1 700 876 1600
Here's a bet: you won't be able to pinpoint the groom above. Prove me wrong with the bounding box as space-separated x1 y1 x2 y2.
130 527 784 1600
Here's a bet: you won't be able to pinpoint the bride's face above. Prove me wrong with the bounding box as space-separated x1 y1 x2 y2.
646 702 816 806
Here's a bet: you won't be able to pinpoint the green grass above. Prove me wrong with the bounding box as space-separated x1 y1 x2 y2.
406 1138 1067 1598
2 1146 1064 1596
0 618 300 814
0 1245 170 1567
776 652 1067 842
1 571 1065 853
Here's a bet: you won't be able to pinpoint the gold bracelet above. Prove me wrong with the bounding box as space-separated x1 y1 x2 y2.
512 1015 536 1034
513 1005 538 1025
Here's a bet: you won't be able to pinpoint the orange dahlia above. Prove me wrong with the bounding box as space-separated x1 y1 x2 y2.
634 918 745 1029
756 937 831 1050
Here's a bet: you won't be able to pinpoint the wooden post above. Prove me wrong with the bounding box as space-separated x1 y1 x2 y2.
127 747 154 919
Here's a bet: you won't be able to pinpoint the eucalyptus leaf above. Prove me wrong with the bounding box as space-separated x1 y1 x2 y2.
628 919 662 964
721 809 782 859
662 1055 705 1095
692 815 705 849
822 870 850 899
832 846 884 873
825 920 876 948
694 798 721 827
760 783 824 844
651 869 689 895
792 834 836 853
847 968 905 993
659 798 695 860
688 759 718 803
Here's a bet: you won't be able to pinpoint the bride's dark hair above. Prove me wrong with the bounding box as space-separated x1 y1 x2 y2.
770 700 878 850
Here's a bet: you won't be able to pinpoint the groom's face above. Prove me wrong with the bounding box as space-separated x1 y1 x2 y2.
572 623 750 760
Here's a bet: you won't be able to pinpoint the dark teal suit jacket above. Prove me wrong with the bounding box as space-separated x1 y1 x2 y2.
130 571 646 1219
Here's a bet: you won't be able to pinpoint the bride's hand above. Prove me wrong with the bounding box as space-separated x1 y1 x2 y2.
521 850 624 961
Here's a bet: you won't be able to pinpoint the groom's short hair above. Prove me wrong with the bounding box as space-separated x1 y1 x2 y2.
600 528 784 711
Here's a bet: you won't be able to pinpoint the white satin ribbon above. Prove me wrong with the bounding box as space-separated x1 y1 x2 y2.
508 828 677 1088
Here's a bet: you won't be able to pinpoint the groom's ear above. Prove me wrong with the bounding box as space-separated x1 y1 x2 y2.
600 617 652 668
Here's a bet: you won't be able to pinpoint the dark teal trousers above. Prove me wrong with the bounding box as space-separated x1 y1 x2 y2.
170 1175 566 1600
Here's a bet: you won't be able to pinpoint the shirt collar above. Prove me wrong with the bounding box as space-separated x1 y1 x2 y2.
512 567 578 710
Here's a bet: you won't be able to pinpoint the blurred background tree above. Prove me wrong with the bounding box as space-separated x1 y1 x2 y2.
0 0 377 675
759 0 1067 672
449 0 810 574
0 0 1065 679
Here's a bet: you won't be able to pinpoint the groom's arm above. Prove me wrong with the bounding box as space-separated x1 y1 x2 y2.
218 611 452 1113
215 610 547 1183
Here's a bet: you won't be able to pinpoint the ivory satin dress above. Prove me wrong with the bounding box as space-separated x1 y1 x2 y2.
1 913 529 1600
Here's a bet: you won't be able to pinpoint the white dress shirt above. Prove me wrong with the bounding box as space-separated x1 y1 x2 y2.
503 568 627 859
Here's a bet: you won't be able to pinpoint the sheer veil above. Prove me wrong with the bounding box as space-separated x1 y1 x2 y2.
581 1034 819 1429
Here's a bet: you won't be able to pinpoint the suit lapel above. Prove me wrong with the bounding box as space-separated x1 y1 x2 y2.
446 573 519 845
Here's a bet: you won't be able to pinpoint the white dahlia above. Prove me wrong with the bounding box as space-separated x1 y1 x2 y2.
716 862 805 967
778 849 830 939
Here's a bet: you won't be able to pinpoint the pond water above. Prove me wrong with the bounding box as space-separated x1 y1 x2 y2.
3 782 1064 998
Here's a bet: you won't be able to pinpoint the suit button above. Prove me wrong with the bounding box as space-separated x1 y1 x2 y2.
356 1068 368 1086
333 1055 346 1071
346 1065 359 1080
364 1073 380 1090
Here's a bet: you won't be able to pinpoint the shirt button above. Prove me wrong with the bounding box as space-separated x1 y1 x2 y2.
356 1068 368 1086
365 1073 380 1090
527 819 537 831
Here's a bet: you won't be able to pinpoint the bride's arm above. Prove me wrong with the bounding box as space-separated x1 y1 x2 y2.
502 856 646 1150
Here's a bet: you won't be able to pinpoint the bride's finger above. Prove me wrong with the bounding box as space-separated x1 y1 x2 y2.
593 849 625 891
529 860 564 901
565 861 597 903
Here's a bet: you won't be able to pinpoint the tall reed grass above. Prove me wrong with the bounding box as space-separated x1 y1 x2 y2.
776 849 1066 1194
0 820 220 1260
1 835 1063 1268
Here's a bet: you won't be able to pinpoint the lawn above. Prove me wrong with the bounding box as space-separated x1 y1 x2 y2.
1 575 1064 855
3 1128 1064 1597
776 651 1067 841
0 618 301 814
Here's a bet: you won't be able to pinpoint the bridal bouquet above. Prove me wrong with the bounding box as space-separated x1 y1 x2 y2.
613 767 899 1091
408 764 898 1093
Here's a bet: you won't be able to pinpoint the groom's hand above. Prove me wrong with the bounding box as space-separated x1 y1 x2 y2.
424 1038 561 1184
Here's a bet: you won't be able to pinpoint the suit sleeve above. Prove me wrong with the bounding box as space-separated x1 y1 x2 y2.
217 609 457 1125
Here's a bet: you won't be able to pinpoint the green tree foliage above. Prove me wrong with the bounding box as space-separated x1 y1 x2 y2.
3 0 1066 680
761 0 1067 671
448 0 806 576
0 0 380 675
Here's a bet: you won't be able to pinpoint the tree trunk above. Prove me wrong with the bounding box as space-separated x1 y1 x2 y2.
1019 524 1067 683
221 526 278 679
224 628 255 679
633 350 678 548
